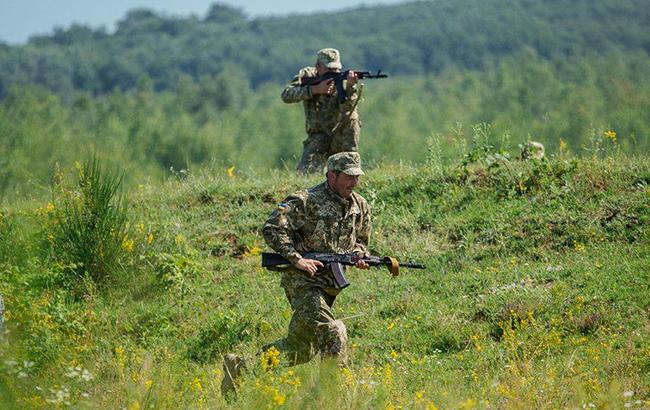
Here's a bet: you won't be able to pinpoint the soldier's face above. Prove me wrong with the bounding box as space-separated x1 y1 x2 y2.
329 172 360 198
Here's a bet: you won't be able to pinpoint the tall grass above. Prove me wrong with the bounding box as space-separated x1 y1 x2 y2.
49 157 129 287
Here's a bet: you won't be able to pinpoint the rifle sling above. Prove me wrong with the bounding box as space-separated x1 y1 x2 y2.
387 257 400 277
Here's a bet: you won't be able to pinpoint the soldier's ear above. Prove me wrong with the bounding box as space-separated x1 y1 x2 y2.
326 170 334 185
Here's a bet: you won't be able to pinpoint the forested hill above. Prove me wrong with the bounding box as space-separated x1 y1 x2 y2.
0 0 648 98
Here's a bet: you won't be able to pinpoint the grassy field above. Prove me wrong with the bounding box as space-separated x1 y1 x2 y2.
0 143 649 408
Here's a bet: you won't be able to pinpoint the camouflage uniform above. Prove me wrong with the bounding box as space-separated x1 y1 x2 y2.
262 153 371 365
282 49 363 174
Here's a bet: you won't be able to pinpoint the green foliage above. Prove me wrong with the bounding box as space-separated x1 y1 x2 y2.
0 154 648 407
186 314 254 363
1 0 649 96
0 210 15 265
153 252 199 297
49 157 129 287
1 50 649 200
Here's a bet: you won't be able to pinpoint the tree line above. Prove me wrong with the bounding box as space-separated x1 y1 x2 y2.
0 0 649 98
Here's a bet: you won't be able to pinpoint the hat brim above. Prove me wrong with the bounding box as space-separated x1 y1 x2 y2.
341 167 364 176
325 61 342 69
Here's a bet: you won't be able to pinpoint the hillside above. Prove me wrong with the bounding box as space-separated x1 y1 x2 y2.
1 150 648 408
0 0 649 97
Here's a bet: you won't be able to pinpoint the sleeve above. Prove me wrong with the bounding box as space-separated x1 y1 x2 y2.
262 194 307 265
351 201 371 256
281 69 313 103
340 82 363 115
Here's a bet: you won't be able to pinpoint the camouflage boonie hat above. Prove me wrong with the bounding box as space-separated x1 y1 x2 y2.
521 141 545 160
327 152 364 176
316 48 342 69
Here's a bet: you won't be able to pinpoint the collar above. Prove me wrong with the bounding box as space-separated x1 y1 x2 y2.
323 181 360 215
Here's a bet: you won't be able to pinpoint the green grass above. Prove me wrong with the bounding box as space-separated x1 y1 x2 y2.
0 151 648 409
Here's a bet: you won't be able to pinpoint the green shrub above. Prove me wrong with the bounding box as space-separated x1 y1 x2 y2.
186 314 254 363
153 252 199 297
49 157 129 287
0 209 14 265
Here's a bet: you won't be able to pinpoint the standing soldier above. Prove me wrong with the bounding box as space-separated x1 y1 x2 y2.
221 152 371 398
282 49 363 174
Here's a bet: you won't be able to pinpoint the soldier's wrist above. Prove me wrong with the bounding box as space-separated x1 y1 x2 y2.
286 252 302 265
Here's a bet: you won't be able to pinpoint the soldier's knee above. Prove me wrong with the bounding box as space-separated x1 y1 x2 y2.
322 320 347 351
331 319 347 338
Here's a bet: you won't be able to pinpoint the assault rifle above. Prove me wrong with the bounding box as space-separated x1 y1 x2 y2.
261 252 425 289
300 70 388 103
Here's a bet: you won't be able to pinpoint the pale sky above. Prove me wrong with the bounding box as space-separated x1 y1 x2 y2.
0 0 407 45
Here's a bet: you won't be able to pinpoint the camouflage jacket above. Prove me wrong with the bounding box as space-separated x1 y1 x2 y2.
281 66 361 135
263 181 371 289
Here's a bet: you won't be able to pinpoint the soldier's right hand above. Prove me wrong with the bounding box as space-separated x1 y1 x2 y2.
295 258 325 277
311 79 334 96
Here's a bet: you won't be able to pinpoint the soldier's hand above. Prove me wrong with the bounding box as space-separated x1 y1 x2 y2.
354 259 369 270
352 252 370 269
295 258 325 277
311 79 334 96
347 70 358 87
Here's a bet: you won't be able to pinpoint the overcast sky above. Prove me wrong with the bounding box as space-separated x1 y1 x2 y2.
0 0 407 45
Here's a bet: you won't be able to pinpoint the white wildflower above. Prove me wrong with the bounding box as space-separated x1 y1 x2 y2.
81 369 93 381
65 368 80 378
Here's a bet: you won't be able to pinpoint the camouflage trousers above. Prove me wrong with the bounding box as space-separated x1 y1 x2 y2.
297 119 361 174
262 275 348 366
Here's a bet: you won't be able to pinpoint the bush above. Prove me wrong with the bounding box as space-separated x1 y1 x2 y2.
186 314 254 363
49 157 129 286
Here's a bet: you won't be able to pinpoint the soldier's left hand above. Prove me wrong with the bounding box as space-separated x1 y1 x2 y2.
347 70 358 86
355 259 369 269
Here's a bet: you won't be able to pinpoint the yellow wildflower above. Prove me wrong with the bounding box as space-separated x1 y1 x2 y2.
244 246 262 257
273 393 285 406
604 130 617 142
146 233 154 245
341 367 355 387
383 364 393 384
121 235 134 252
387 322 395 331
459 398 477 409
261 347 281 371
129 402 141 410
191 377 203 393
559 138 568 152
115 346 126 370
415 390 425 403
45 203 55 213
227 166 236 178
